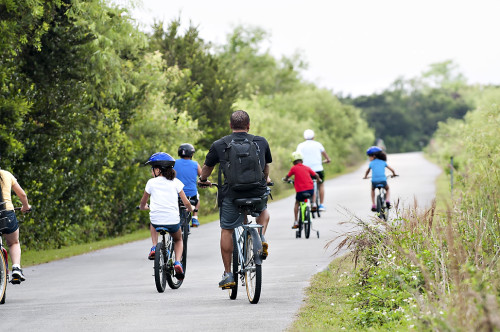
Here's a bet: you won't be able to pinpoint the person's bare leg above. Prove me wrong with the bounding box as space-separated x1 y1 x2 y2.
5 230 21 265
319 182 325 204
220 228 234 273
150 224 158 246
171 229 183 262
256 209 270 235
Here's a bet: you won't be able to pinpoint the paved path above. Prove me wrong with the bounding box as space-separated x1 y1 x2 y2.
1 152 441 331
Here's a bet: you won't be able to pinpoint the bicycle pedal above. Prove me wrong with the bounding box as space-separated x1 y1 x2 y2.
11 278 21 285
220 283 235 290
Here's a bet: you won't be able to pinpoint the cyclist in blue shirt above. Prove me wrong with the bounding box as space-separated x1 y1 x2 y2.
363 146 397 211
174 143 202 227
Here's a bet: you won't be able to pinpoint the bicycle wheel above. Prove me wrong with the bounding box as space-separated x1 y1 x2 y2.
229 233 239 300
244 232 261 304
154 242 167 293
304 207 311 239
315 193 321 218
0 250 7 304
181 221 189 274
166 239 183 289
296 205 303 238
376 195 386 220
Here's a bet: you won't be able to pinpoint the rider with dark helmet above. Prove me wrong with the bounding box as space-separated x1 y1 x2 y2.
139 152 192 280
174 144 202 227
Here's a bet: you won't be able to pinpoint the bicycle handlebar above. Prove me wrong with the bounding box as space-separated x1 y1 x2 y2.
363 175 399 179
199 182 274 189
14 207 32 212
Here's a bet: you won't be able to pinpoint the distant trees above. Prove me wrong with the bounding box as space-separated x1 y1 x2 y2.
341 60 472 152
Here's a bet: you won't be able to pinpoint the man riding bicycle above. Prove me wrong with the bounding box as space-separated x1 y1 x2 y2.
296 129 331 211
198 110 272 289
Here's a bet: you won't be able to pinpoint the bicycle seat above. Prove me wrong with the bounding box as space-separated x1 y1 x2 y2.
375 184 386 188
233 197 263 207
301 193 312 198
155 227 169 234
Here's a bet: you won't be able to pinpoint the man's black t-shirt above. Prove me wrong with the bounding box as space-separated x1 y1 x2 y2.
204 132 272 199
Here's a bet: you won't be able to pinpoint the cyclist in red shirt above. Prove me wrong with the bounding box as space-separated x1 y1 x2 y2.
283 152 321 229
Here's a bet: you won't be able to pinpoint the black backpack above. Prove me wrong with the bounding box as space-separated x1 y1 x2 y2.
221 134 264 192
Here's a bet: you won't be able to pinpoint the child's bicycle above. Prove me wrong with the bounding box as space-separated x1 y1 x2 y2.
177 196 197 273
153 226 185 292
199 183 271 304
0 207 31 304
365 175 398 221
137 204 188 293
284 180 319 239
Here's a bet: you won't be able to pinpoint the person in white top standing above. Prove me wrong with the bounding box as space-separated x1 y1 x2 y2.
296 129 331 211
139 152 192 280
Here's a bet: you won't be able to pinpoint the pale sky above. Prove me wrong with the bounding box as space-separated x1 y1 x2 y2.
113 0 500 97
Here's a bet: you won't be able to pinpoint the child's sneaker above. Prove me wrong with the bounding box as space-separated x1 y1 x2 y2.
174 261 185 280
371 205 377 212
386 201 391 209
292 220 299 229
11 266 26 284
148 246 155 260
318 204 326 211
191 217 200 227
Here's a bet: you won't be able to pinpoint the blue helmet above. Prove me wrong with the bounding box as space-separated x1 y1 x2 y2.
366 146 382 156
145 152 175 168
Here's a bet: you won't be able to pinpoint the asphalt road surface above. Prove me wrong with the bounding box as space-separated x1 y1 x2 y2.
1 152 441 331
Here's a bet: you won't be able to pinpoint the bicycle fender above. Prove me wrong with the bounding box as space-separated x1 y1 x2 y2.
248 228 263 265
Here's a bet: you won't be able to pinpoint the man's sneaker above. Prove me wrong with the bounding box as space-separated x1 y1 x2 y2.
191 218 200 228
318 204 326 211
148 246 155 260
11 267 25 284
292 220 299 229
261 242 268 260
386 201 392 209
371 205 377 212
174 261 184 280
219 272 235 289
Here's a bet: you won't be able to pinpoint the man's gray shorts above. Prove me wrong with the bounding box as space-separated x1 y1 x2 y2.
220 196 268 230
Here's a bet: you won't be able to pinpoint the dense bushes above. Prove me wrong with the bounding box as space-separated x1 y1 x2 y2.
1 1 372 249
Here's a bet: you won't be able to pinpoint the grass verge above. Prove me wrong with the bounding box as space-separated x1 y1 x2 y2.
289 254 356 331
21 229 151 267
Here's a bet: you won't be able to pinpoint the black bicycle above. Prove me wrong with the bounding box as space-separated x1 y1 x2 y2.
177 197 196 273
153 226 184 292
366 175 398 221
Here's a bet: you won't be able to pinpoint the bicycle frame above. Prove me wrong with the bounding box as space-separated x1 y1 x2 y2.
233 223 263 272
375 186 388 220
